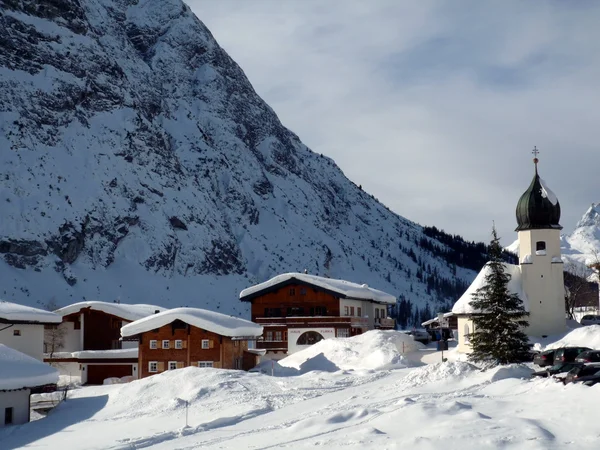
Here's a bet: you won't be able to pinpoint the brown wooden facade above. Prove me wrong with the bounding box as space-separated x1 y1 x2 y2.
63 308 129 351
136 320 258 378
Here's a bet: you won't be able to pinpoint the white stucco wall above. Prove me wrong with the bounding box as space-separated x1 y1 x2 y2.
44 321 81 354
0 389 30 426
456 316 474 354
518 229 566 336
0 324 44 360
339 299 388 330
287 327 334 354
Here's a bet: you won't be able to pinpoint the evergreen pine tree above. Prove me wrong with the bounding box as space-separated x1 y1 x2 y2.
468 226 530 365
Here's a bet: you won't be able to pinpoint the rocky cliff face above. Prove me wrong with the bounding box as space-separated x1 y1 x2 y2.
0 0 477 314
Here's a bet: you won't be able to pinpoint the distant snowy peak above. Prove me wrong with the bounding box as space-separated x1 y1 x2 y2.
575 203 600 229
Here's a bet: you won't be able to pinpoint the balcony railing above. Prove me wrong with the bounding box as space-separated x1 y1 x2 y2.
375 318 396 328
254 317 353 326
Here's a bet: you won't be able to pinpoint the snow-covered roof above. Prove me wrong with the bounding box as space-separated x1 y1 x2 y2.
55 301 165 322
121 307 263 338
0 300 62 324
421 312 454 327
452 263 528 314
239 273 396 304
0 344 59 391
46 349 138 360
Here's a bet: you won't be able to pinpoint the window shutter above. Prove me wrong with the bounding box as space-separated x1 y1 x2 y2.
176 361 184 369
157 362 165 372
182 340 187 349
213 361 221 368
170 340 175 349
209 340 214 349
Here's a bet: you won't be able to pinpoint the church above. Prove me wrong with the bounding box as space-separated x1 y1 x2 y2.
452 152 566 353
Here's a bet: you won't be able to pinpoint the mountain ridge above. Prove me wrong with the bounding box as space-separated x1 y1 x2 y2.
0 0 482 318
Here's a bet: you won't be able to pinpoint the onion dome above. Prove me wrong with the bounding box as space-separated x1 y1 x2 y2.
515 151 561 231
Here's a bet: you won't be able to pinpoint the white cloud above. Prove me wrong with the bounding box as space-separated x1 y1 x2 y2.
189 0 600 244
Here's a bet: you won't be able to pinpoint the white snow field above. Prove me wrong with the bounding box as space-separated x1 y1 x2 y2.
2 330 600 449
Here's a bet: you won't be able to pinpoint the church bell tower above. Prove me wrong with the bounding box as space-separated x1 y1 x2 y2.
516 148 566 336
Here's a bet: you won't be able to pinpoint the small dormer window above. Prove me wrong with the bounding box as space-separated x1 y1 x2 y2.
13 330 21 336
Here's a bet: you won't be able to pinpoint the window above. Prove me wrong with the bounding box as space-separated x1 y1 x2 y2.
357 307 362 318
73 319 81 330
344 306 349 316
350 307 355 316
289 288 296 296
275 331 282 341
198 361 213 368
381 308 386 318
234 357 242 369
464 324 471 344
149 361 158 373
5 407 13 425
313 306 327 316
337 328 350 338
536 241 546 251
265 331 273 341
287 307 304 316
175 340 183 349
150 340 157 349
111 318 120 329
264 308 282 317
111 340 121 349
234 340 239 347
375 309 380 319
162 340 170 349
202 339 210 349
168 361 178 370
300 288 307 296
13 330 21 336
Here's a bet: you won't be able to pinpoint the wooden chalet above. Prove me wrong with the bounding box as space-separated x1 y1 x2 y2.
121 307 264 378
239 273 396 358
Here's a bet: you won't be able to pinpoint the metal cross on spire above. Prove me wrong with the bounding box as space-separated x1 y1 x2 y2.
532 146 540 172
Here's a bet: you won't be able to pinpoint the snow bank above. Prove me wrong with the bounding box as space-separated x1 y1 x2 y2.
54 301 165 321
0 344 58 390
121 307 262 338
279 330 424 372
400 361 477 387
240 272 396 304
544 325 600 350
452 263 528 314
0 300 61 323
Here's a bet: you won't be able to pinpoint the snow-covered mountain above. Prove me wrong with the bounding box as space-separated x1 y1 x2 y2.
0 0 479 315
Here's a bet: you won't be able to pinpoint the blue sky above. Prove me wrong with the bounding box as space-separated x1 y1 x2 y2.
190 0 600 244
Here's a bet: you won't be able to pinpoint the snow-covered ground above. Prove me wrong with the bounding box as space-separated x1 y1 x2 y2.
2 330 600 449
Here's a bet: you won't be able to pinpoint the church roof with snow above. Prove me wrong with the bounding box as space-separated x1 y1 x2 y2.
121 307 263 338
239 272 396 304
515 159 561 231
452 263 529 315
0 300 62 324
54 301 165 322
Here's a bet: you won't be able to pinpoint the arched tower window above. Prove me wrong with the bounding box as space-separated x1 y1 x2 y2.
464 323 470 343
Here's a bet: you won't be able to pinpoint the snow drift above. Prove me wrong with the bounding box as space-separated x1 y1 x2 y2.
545 325 600 350
278 330 424 372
